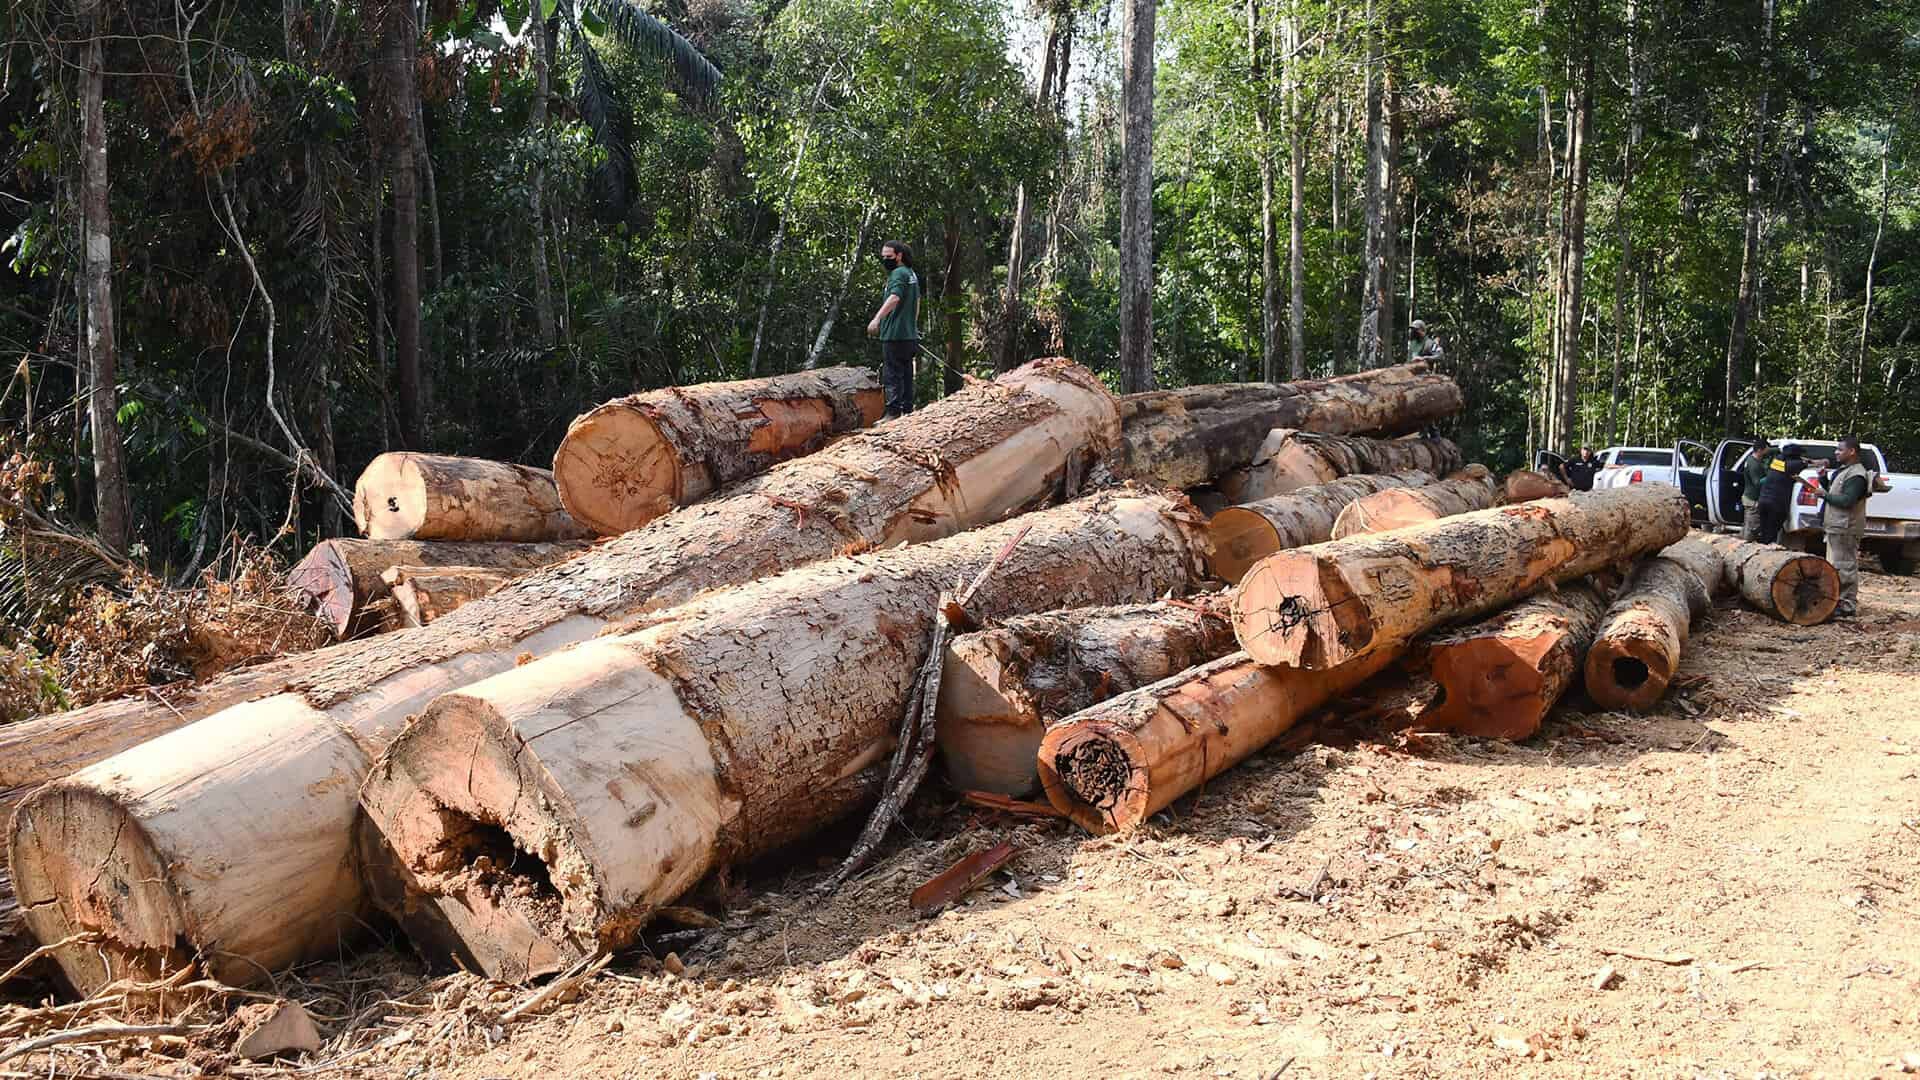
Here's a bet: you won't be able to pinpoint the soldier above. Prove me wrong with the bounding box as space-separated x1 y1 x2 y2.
1753 443 1808 546
1740 437 1776 541
1802 435 1875 618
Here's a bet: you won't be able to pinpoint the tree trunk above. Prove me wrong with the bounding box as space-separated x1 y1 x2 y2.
1356 0 1388 370
943 213 966 396
1208 470 1439 584
1231 485 1691 670
80 19 131 556
1329 467 1498 539
749 67 834 376
289 538 593 639
1583 538 1723 712
1285 6 1306 380
8 361 1119 992
936 593 1237 796
353 454 592 542
1556 56 1593 453
1118 0 1157 393
385 566 522 628
530 17 557 356
1723 0 1775 434
354 493 1208 981
552 367 884 534
412 96 441 293
385 1 425 447
1695 532 1839 625
1221 431 1462 503
1606 0 1642 448
1250 0 1280 382
808 204 878 369
997 183 1032 374
1110 362 1463 489
1038 649 1399 833
1855 126 1893 415
1411 581 1608 740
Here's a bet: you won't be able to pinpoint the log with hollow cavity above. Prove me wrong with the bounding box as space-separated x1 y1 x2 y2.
356 493 1209 982
1219 430 1463 504
289 538 593 638
1583 538 1725 711
552 367 885 535
8 359 1121 994
1230 486 1692 671
934 593 1238 797
1205 470 1439 584
353 454 593 542
1694 532 1839 625
1410 581 1609 740
1329 466 1499 539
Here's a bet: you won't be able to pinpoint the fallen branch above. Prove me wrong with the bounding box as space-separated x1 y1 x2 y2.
0 1022 190 1064
502 952 611 1022
0 931 99 988
1596 946 1693 965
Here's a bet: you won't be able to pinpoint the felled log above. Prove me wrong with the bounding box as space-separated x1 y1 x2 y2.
356 493 1208 981
552 367 885 535
1329 466 1499 539
8 359 1121 994
1583 538 1725 711
1205 470 1439 584
1109 362 1463 489
1036 650 1399 834
1410 582 1609 739
1220 431 1463 504
935 593 1237 797
383 566 520 628
1695 532 1840 625
289 538 593 638
354 454 593 542
1503 469 1568 502
1232 486 1691 670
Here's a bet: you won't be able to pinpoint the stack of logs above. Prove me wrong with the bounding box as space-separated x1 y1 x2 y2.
0 356 1840 998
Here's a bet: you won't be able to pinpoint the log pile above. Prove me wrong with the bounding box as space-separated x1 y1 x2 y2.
1219 430 1463 503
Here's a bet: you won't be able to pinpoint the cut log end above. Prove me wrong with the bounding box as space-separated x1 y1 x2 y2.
286 543 356 638
1035 724 1149 835
1232 555 1373 669
551 407 682 536
1584 632 1672 713
1771 555 1841 625
1421 636 1554 740
1206 507 1278 585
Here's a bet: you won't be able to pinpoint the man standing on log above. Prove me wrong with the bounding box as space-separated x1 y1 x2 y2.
1740 437 1776 541
867 240 922 418
1754 443 1808 545
1802 435 1874 618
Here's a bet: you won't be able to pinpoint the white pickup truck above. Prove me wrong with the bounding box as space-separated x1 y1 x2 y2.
1533 447 1692 491
1694 438 1920 574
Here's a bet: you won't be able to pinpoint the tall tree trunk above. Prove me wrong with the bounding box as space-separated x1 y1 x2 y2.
80 15 131 556
1118 0 1157 392
1855 126 1893 416
1357 1 1387 369
1382 60 1402 363
996 183 1032 374
530 18 557 356
370 162 392 449
1606 0 1641 448
412 99 441 293
944 214 965 396
1285 4 1307 379
1251 0 1281 381
384 0 425 448
808 204 877 369
1556 53 1593 454
1723 0 1775 434
748 67 834 376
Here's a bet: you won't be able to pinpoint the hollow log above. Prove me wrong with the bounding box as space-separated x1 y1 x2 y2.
8 359 1120 994
1583 539 1726 712
1410 582 1609 740
1219 431 1463 504
935 593 1237 797
1205 470 1439 584
1503 469 1568 503
552 367 885 535
1037 649 1399 834
1109 363 1462 489
354 455 593 542
383 566 521 628
1329 468 1499 539
1695 532 1840 625
356 493 1208 981
289 539 593 639
1231 486 1692 671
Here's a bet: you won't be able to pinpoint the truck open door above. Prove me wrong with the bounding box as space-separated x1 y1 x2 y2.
1533 450 1566 479
1703 438 1750 527
1675 439 1714 520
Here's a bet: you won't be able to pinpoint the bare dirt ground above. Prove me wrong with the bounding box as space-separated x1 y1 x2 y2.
19 572 1920 1078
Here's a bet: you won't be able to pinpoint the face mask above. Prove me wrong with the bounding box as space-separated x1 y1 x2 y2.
881 256 898 270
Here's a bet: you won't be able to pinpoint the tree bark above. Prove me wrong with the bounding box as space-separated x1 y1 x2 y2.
1606 0 1642 448
1251 0 1280 382
552 367 884 534
1110 362 1463 489
943 213 966 396
1695 532 1839 625
80 18 131 556
1231 485 1691 670
1723 0 1775 434
997 183 1033 374
1583 538 1723 712
8 360 1119 992
1038 649 1399 833
1118 0 1157 393
1284 5 1307 380
385 566 522 628
1855 126 1893 415
530 16 557 356
383 0 425 448
1356 0 1388 369
353 454 592 542
1556 53 1593 453
1329 467 1498 539
1220 431 1462 503
936 593 1237 796
1411 581 1608 740
1208 470 1439 584
1503 468 1568 503
290 538 593 639
354 493 1208 981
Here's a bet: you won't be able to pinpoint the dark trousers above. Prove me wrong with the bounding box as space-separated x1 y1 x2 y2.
1756 502 1788 545
881 340 916 416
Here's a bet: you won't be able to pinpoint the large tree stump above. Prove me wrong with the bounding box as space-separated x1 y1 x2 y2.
1695 532 1840 625
552 367 885 535
354 455 593 542
1205 470 1439 584
1330 467 1499 538
1220 431 1463 504
1109 363 1462 489
289 539 593 639
1583 539 1725 712
1411 582 1609 739
1231 486 1692 670
935 593 1237 797
355 493 1208 981
8 359 1121 994
1036 650 1399 834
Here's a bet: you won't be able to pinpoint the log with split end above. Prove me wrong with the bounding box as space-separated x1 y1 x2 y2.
357 493 1210 981
1205 470 1439 585
354 454 593 542
1583 538 1725 712
289 538 594 639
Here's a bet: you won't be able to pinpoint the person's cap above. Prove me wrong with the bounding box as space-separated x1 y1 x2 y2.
1410 320 1427 331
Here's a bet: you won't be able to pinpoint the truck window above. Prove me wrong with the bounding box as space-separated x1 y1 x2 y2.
1614 450 1671 467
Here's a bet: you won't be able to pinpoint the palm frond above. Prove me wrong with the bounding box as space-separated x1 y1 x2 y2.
566 23 639 218
580 0 723 101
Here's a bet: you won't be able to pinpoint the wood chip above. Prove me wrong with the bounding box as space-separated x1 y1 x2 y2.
910 841 1017 914
1596 946 1693 965
1590 964 1616 990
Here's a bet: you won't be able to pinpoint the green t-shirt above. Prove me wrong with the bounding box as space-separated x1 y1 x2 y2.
879 265 920 341
1741 449 1773 504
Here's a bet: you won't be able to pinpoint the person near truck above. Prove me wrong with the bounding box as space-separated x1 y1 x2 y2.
866 240 921 418
1754 443 1809 545
1740 437 1777 541
1560 447 1599 492
1801 435 1875 618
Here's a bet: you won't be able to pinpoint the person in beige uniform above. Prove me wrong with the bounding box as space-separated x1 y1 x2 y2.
1802 435 1876 618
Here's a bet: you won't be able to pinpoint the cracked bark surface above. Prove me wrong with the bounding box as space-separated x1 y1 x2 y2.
1329 466 1498 539
1583 538 1724 712
353 454 593 542
1218 430 1462 504
1206 470 1438 584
